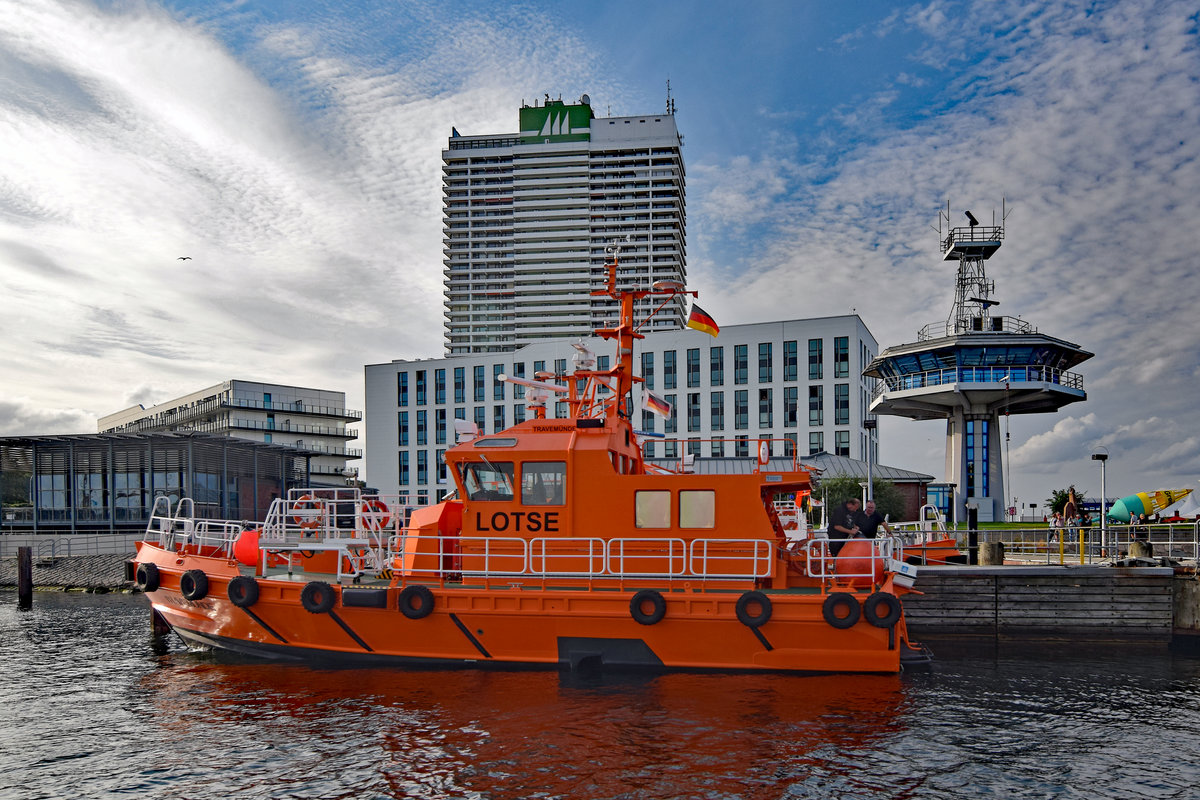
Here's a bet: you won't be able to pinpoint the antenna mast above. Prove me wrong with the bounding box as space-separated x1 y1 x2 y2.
940 201 1005 334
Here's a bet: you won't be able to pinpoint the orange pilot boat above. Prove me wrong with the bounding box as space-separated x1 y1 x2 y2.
129 251 929 673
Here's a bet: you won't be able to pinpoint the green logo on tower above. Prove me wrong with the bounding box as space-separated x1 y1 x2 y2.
519 100 593 143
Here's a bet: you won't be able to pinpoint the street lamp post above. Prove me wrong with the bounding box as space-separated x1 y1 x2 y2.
864 418 877 503
1092 451 1109 557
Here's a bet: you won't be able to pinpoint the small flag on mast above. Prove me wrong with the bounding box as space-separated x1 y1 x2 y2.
645 390 673 419
687 304 719 337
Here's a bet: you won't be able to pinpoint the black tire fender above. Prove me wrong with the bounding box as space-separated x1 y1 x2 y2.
398 585 435 620
300 581 336 614
179 569 209 601
227 575 260 608
863 591 902 628
822 592 861 629
735 590 772 628
629 589 667 625
136 562 160 593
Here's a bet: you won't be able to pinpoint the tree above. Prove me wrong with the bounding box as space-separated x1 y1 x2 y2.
1046 485 1086 515
2 470 31 505
815 474 907 521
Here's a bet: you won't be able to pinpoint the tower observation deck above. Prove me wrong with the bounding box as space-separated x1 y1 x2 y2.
864 204 1093 522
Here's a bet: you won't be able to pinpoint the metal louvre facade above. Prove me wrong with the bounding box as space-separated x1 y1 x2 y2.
0 432 313 534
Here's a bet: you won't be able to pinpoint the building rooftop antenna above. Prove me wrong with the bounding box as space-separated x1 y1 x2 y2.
666 78 676 115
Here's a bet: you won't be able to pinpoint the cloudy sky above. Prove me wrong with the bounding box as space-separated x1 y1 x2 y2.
2 0 1197 509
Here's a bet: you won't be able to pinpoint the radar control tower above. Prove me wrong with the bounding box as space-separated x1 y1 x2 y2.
864 202 1093 522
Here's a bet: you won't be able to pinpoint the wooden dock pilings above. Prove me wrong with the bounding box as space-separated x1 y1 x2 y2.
903 565 1192 644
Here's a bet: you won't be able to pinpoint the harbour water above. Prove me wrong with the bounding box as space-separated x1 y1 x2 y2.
4 593 1199 799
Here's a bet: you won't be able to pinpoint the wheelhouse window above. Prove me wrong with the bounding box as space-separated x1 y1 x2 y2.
521 461 566 505
458 461 515 501
635 490 671 528
679 490 715 529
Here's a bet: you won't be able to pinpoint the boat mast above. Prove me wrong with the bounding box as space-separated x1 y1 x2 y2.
591 241 696 421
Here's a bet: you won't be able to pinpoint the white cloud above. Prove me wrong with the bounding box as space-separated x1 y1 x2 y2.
684 0 1200 502
0 0 609 453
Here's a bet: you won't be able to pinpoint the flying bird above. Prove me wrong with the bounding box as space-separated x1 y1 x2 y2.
177 256 192 260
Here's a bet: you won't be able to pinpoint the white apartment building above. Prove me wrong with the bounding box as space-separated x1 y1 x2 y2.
364 317 878 500
443 94 687 354
98 380 361 486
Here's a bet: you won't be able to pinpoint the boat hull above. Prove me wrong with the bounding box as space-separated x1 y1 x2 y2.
138 545 910 674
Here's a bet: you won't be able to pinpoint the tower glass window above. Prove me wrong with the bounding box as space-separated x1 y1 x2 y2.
784 340 798 381
809 339 823 380
758 343 772 383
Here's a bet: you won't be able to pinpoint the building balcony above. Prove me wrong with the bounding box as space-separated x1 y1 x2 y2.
225 397 361 420
228 418 358 439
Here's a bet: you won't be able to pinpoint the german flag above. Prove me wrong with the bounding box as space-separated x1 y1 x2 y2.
687 304 719 337
645 390 673 419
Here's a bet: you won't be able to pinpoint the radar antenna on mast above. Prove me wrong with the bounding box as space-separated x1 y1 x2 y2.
939 199 1006 334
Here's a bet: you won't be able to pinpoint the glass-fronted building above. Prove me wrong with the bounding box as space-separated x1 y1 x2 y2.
0 432 317 535
365 316 878 500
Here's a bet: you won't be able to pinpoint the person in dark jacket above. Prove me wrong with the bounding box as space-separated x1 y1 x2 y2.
829 498 861 556
856 500 890 539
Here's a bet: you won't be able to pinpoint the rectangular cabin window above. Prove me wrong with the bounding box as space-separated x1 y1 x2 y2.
679 490 715 529
521 461 566 505
635 490 671 529
458 461 515 501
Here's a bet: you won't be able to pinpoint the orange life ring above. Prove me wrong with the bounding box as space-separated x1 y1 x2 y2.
360 497 391 531
292 495 325 529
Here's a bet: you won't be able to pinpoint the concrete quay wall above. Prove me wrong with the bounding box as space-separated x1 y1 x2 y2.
0 553 132 591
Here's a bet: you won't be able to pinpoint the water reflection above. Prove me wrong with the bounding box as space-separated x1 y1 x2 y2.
135 658 909 799
5 594 1200 799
